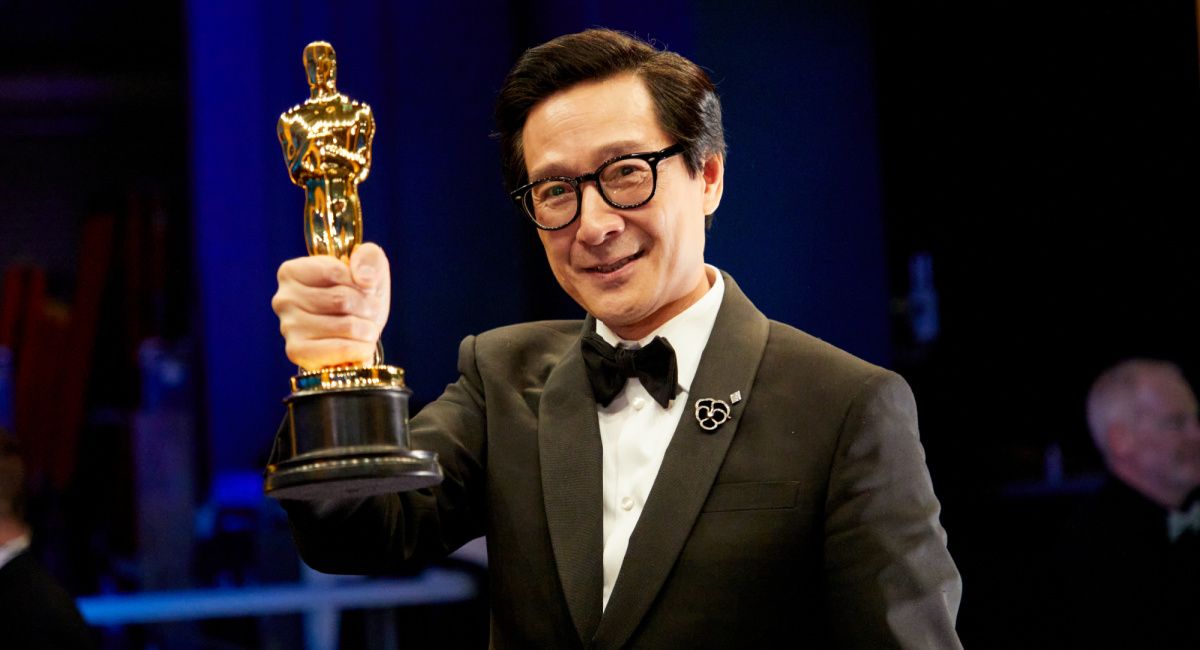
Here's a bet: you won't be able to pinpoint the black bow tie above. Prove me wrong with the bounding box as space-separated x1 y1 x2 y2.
580 332 678 408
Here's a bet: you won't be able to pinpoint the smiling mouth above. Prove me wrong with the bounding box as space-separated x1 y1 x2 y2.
587 250 645 274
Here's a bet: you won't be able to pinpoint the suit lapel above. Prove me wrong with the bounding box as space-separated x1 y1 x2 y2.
593 273 771 648
539 317 605 644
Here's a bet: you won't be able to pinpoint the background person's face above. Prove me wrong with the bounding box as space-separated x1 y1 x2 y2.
1128 370 1200 506
521 73 719 340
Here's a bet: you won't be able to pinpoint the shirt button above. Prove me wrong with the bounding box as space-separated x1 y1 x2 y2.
632 397 646 411
620 496 634 511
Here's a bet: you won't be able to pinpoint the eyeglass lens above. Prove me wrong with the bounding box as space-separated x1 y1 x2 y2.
526 157 655 228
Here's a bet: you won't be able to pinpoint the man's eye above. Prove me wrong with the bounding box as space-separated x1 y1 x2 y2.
534 182 573 204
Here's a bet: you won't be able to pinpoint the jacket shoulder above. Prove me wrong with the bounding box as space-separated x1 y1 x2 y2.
759 320 912 412
467 319 582 375
765 320 893 382
474 319 582 349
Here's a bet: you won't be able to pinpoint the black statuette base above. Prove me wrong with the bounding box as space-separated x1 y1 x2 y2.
265 386 443 500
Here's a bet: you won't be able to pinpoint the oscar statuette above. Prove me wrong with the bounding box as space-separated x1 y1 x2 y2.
264 41 442 499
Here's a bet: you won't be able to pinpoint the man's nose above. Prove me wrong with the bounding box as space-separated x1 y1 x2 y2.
575 183 624 245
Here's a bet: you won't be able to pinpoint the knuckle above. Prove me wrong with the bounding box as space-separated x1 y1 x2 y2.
334 317 360 340
321 261 349 286
327 292 349 313
322 268 339 286
271 291 289 315
360 297 378 321
278 257 309 282
334 341 363 362
353 319 374 341
284 341 306 365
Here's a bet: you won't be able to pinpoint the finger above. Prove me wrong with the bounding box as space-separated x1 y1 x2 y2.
277 255 354 289
279 311 382 346
286 338 378 370
274 283 379 320
349 243 390 292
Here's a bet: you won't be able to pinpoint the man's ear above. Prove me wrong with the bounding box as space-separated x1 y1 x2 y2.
701 152 724 217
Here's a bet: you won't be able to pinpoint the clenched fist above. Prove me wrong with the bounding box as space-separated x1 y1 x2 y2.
271 242 390 371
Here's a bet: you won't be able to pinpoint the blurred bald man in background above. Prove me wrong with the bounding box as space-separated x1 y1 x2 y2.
1053 359 1200 647
1087 359 1200 511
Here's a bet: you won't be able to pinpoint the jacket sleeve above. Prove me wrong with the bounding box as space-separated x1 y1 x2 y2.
822 370 963 649
278 334 489 575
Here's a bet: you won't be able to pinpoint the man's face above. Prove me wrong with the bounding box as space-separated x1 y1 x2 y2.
1124 369 1200 506
521 73 723 340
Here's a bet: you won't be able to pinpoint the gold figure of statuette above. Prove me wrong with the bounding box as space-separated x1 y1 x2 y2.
278 41 375 261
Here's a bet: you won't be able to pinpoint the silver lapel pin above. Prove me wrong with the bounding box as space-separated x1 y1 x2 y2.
694 397 732 431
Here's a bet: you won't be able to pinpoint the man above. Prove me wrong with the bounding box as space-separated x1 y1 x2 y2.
1052 359 1200 647
0 431 93 649
272 29 961 648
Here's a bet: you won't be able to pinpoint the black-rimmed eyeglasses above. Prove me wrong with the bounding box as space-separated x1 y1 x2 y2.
510 143 686 230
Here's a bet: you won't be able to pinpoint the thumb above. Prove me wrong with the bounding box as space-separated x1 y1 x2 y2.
349 242 390 291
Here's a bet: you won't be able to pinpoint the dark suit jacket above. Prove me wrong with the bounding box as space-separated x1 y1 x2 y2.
1049 480 1200 648
283 273 962 648
0 549 94 650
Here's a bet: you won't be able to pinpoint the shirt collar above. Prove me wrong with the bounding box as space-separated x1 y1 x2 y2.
1168 500 1200 542
0 532 30 572
595 265 725 394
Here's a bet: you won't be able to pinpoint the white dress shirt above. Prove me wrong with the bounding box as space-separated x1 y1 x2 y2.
595 266 725 609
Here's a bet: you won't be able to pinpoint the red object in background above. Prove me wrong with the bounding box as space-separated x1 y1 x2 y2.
0 264 40 351
3 264 54 487
1 212 115 491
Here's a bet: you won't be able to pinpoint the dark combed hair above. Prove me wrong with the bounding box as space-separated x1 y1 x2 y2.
495 29 726 193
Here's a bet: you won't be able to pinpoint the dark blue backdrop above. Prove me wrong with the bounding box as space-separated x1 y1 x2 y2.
188 0 888 473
